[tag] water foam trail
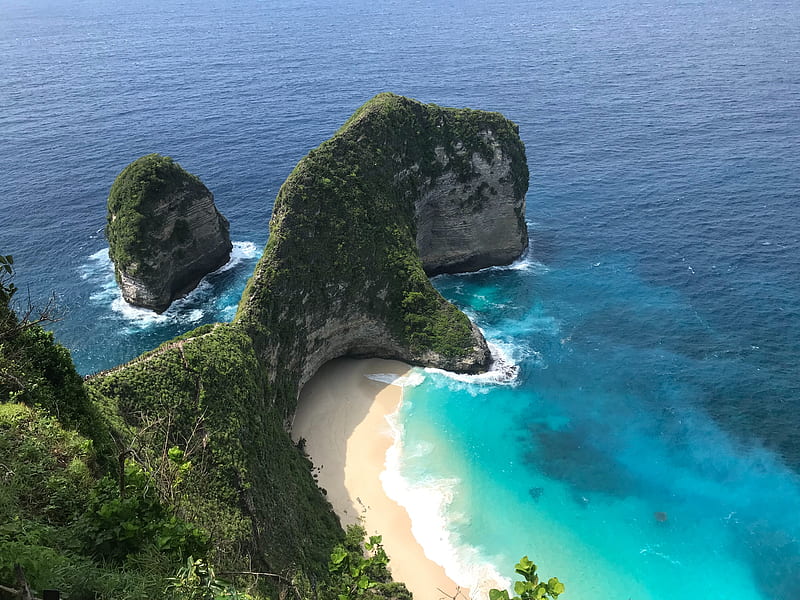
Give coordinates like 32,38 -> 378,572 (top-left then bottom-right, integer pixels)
80,241 -> 259,328
424,341 -> 520,387
211,241 -> 260,273
381,402 -> 511,599
433,231 -> 549,278
365,372 -> 426,387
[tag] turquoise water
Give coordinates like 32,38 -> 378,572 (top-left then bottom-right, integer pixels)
3,0 -> 799,597
394,251 -> 800,599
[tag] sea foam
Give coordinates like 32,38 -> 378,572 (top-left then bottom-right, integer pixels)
424,341 -> 520,388
211,241 -> 260,274
381,404 -> 511,599
365,372 -> 426,387
80,241 -> 259,329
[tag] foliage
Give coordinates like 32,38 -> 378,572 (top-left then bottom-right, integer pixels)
322,525 -> 411,600
489,556 -> 565,600
166,556 -> 252,600
86,323 -> 342,580
0,259 -> 114,465
79,460 -> 210,563
0,405 -> 178,600
0,528 -> 173,600
106,154 -> 208,272
0,403 -> 96,526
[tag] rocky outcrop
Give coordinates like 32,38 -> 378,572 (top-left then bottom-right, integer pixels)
88,94 -> 530,577
106,154 -> 232,313
237,93 -> 528,408
416,131 -> 528,274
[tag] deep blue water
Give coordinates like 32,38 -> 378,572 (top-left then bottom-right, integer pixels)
2,0 -> 799,597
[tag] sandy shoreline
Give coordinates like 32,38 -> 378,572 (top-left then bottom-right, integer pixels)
292,358 -> 468,600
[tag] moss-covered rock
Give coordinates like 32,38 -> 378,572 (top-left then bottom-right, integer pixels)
106,154 -> 232,312
237,93 -> 528,396
85,93 -> 529,588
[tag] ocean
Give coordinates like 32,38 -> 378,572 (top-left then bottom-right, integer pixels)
2,0 -> 798,597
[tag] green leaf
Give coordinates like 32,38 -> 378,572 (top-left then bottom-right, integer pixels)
168,446 -> 185,462
330,546 -> 348,567
548,578 -> 565,596
489,589 -> 510,600
515,556 -> 535,579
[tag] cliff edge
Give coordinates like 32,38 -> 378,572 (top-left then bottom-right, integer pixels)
106,154 -> 233,312
237,92 -> 528,395
87,94 -> 529,580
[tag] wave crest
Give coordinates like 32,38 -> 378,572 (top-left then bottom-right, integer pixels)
381,409 -> 511,599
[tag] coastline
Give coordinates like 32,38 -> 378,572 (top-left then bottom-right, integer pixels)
292,357 -> 468,600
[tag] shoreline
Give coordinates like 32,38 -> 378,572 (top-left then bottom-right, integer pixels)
292,357 -> 468,600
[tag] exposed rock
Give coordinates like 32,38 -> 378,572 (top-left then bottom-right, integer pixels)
106,154 -> 232,312
237,93 -> 528,406
416,130 -> 528,275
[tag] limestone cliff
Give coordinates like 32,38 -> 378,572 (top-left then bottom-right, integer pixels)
416,129 -> 528,275
88,94 -> 529,579
237,93 -> 528,398
106,154 -> 232,312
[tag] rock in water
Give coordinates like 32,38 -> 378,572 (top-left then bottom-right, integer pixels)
106,154 -> 232,312
238,93 -> 529,386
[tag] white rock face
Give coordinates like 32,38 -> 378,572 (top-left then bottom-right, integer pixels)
416,129 -> 528,274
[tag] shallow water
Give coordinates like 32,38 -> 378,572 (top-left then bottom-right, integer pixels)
394,252 -> 800,598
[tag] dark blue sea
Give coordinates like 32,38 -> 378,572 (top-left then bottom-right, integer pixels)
2,0 -> 799,597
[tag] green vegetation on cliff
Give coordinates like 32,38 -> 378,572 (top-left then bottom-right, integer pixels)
1,264 -> 208,598
2,94 -> 532,599
239,93 -> 525,354
106,154 -> 206,274
87,323 -> 342,577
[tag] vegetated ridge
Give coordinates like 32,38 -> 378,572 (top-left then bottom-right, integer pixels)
1,93 -> 529,599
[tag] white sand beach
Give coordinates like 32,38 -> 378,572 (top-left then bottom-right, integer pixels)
292,357 -> 468,600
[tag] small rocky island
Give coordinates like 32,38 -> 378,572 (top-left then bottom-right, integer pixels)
106,154 -> 232,312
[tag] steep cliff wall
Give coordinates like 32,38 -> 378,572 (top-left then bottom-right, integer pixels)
106,154 -> 232,312
89,93 -> 529,579
416,129 -> 528,274
237,92 -> 528,400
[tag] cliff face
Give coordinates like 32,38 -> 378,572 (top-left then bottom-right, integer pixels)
416,130 -> 528,274
237,93 -> 528,401
106,154 -> 232,313
89,94 -> 529,578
